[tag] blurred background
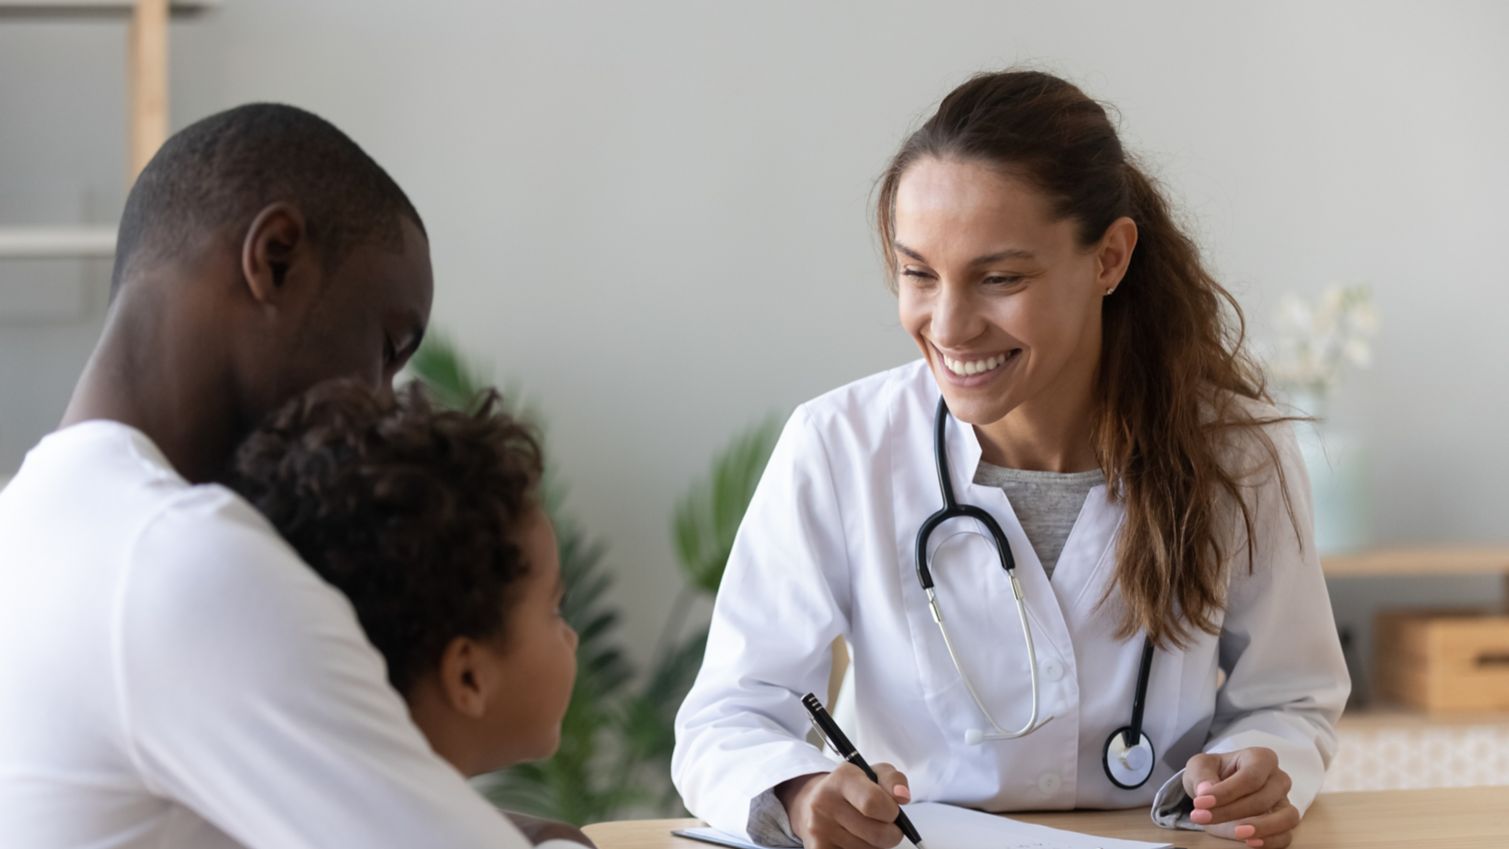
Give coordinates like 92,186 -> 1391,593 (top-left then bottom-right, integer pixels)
3,0 -> 1507,820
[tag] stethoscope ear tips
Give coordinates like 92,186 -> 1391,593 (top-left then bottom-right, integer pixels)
964,728 -> 985,746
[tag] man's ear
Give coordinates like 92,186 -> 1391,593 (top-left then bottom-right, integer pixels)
241,202 -> 313,305
437,637 -> 491,719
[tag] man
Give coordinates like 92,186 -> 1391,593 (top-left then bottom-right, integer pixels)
0,103 -> 588,849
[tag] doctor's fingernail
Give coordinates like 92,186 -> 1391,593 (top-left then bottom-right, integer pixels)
1188,809 -> 1212,824
1196,781 -> 1214,796
1193,794 -> 1217,809
1234,825 -> 1256,839
894,785 -> 911,800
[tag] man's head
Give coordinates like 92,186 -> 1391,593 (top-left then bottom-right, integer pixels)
112,103 -> 433,435
229,380 -> 579,777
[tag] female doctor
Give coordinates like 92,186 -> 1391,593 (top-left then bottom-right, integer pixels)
671,70 -> 1349,849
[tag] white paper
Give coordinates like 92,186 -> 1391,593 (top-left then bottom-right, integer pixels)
903,802 -> 1171,849
674,803 -> 1170,849
672,827 -> 767,849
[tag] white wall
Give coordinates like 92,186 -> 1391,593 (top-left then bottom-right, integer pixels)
3,1 -> 1507,678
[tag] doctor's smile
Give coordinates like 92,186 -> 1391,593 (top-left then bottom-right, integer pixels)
931,345 -> 1022,386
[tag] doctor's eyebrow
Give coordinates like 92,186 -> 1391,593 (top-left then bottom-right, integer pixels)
892,241 -> 1037,266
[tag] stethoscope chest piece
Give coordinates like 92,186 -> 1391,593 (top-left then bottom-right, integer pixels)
1102,726 -> 1156,790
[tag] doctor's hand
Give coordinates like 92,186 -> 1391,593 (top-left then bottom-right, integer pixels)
776,763 -> 911,849
1182,747 -> 1298,848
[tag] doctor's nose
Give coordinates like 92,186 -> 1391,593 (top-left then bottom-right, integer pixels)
929,286 -> 986,348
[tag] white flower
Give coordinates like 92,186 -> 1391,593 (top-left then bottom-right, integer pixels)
1279,294 -> 1312,331
1352,301 -> 1380,335
1320,287 -> 1347,319
1268,284 -> 1379,398
1343,338 -> 1372,368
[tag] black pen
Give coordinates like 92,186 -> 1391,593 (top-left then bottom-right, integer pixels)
801,692 -> 927,849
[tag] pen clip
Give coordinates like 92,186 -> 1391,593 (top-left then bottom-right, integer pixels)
806,714 -> 839,756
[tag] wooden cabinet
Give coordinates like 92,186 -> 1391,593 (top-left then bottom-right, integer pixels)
1325,547 -> 1509,790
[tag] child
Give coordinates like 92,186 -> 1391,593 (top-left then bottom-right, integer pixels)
229,379 -> 578,778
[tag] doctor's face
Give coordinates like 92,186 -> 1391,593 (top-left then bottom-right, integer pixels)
893,156 -> 1111,429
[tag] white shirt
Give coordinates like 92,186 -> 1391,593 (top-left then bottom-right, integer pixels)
672,361 -> 1350,839
0,421 -> 570,849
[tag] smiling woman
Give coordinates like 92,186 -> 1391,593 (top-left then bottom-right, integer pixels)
873,74 -> 1294,659
889,159 -> 1132,472
673,69 -> 1349,849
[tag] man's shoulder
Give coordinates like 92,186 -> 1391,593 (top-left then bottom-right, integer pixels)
130,483 -> 315,597
1,424 -> 294,584
139,483 -> 282,547
121,482 -> 368,682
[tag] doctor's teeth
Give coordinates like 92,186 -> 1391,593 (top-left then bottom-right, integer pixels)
944,353 -> 1007,376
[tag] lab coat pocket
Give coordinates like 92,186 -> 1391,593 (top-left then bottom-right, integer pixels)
899,531 -> 1037,743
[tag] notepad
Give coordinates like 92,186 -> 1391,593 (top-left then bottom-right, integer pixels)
673,801 -> 1172,849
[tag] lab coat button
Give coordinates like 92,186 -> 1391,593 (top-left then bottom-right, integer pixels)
1037,773 -> 1061,794
1042,658 -> 1064,681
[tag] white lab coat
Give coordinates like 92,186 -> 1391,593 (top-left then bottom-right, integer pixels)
672,360 -> 1350,839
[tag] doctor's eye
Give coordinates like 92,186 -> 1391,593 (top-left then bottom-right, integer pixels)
983,275 -> 1025,287
900,268 -> 937,285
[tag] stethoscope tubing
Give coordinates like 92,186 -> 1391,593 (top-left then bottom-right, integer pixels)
916,396 -> 1157,787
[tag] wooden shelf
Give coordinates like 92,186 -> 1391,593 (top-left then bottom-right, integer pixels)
0,1 -> 215,11
1322,546 -> 1509,577
6,0 -> 214,252
0,226 -> 116,258
1339,701 -> 1509,730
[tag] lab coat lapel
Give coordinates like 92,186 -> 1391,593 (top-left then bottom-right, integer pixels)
1047,483 -> 1125,618
946,414 -> 1076,664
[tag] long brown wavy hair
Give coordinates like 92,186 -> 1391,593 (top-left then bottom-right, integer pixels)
876,70 -> 1296,649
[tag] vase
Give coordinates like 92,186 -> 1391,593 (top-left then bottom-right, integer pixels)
1287,389 -> 1372,555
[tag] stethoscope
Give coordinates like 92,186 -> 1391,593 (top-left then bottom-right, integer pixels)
914,396 -> 1158,790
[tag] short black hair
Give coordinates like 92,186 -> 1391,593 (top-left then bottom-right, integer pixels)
228,379 -> 544,696
111,102 -> 425,295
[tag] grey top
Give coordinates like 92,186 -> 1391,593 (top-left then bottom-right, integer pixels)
747,786 -> 801,846
973,462 -> 1105,580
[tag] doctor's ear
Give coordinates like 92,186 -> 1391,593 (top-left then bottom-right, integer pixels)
241,202 -> 315,305
1094,216 -> 1138,296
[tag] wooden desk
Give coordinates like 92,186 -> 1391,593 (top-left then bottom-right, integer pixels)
584,787 -> 1509,849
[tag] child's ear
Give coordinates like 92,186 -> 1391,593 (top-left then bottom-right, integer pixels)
437,637 -> 492,719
